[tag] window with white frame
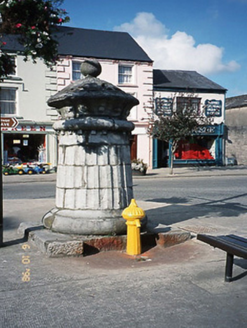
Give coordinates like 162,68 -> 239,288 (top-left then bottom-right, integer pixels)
72,61 -> 82,81
0,88 -> 17,115
118,65 -> 133,84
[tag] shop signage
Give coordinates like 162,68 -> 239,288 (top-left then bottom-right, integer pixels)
155,97 -> 173,116
196,126 -> 217,134
1,117 -> 19,128
205,99 -> 222,117
193,125 -> 222,135
1,124 -> 53,133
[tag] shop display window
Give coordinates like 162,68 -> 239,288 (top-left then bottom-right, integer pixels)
3,133 -> 46,164
175,138 -> 214,160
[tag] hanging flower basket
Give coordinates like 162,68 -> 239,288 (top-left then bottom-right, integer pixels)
131,159 -> 148,176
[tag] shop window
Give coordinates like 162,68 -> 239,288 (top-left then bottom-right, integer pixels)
118,65 -> 133,84
0,87 -> 17,115
4,133 -> 46,164
174,138 -> 214,160
176,97 -> 201,115
72,61 -> 82,81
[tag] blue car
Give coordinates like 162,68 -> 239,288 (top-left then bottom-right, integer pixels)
24,165 -> 46,175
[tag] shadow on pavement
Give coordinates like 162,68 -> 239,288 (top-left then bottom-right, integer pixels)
145,192 -> 247,227
230,271 -> 247,282
1,225 -> 43,247
232,258 -> 247,281
1,236 -> 28,247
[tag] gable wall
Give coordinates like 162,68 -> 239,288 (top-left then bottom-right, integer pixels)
225,107 -> 247,165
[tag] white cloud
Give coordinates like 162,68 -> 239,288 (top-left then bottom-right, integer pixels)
114,12 -> 240,75
116,12 -> 167,38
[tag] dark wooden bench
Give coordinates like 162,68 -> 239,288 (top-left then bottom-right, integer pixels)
197,234 -> 247,282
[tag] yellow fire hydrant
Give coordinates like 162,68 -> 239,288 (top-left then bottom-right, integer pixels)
122,199 -> 145,256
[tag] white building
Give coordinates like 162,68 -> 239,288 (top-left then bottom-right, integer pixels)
0,26 -> 153,168
153,69 -> 227,167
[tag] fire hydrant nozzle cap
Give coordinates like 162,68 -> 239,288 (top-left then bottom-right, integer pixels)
122,199 -> 145,221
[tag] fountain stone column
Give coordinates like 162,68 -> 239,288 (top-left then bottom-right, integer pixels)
43,60 -> 138,235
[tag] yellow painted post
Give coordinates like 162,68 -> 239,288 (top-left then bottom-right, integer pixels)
122,199 -> 145,256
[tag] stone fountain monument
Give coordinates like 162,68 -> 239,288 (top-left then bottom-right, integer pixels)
43,59 -> 138,236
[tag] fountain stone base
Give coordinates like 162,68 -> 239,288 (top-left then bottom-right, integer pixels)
43,208 -> 126,235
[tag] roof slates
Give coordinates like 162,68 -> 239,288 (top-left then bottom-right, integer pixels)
153,69 -> 226,92
3,26 -> 153,63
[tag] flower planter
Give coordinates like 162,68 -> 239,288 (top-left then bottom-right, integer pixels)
131,159 -> 148,176
132,169 -> 147,176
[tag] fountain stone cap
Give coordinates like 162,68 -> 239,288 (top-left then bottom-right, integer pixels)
48,59 -> 139,121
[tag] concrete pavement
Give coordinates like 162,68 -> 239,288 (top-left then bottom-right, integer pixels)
1,165 -> 247,327
2,163 -> 247,184
141,164 -> 247,179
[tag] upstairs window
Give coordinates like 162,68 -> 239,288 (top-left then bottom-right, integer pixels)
72,61 -> 82,81
0,88 -> 17,115
118,65 -> 133,84
176,97 -> 201,115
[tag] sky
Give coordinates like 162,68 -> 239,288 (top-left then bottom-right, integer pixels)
62,0 -> 247,97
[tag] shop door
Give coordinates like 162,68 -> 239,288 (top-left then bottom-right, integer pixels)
130,134 -> 137,160
158,140 -> 169,167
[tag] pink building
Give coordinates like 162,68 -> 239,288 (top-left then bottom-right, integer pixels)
1,27 -> 153,168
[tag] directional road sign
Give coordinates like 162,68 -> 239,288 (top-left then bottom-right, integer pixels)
1,117 -> 19,128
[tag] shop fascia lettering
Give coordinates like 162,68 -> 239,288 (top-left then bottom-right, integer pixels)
1,125 -> 49,132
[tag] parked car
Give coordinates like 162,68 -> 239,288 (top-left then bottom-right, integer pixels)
23,165 -> 46,175
2,165 -> 24,175
3,162 -> 50,175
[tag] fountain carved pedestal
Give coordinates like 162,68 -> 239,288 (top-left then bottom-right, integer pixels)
43,60 -> 138,235
20,60 -> 190,257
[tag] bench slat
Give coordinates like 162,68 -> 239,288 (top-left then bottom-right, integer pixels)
221,234 -> 247,247
218,235 -> 247,250
197,234 -> 247,259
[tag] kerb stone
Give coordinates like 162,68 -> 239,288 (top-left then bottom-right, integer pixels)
156,230 -> 191,248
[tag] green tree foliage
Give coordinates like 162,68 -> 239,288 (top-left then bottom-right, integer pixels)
0,51 -> 14,77
0,0 -> 70,78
